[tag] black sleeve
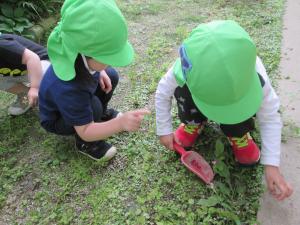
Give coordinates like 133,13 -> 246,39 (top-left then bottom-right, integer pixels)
0,34 -> 25,66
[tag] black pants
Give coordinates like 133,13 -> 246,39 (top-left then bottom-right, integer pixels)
47,67 -> 119,137
174,85 -> 255,137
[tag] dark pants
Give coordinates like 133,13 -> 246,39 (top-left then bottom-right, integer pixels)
50,67 -> 119,137
174,85 -> 255,137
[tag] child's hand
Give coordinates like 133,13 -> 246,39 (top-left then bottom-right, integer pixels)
99,70 -> 112,93
265,165 -> 293,201
27,87 -> 39,107
160,132 -> 183,150
119,109 -> 150,132
159,134 -> 174,150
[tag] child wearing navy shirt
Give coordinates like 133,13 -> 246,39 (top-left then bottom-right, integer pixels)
39,0 -> 149,161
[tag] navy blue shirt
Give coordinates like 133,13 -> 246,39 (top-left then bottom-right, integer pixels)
39,56 -> 100,131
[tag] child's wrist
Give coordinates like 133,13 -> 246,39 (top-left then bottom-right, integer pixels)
114,114 -> 125,132
264,165 -> 280,174
264,165 -> 279,169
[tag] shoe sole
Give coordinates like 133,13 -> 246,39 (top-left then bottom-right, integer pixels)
237,159 -> 260,167
22,82 -> 31,88
78,146 -> 117,161
236,151 -> 261,167
8,105 -> 31,116
116,112 -> 123,118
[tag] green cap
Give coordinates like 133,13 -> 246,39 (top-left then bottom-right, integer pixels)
173,20 -> 263,124
47,0 -> 134,81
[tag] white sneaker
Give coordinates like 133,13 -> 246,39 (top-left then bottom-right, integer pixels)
8,93 -> 31,116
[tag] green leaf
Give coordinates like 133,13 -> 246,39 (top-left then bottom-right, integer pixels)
1,17 -> 15,27
208,208 -> 241,225
14,7 -> 24,18
0,23 -> 13,33
0,15 -> 7,21
14,18 -> 33,29
213,160 -> 230,178
198,195 -> 222,207
215,181 -> 231,197
22,21 -> 33,29
1,4 -> 14,18
215,138 -> 224,158
188,199 -> 194,205
13,25 -> 24,33
14,17 -> 29,23
22,34 -> 35,41
135,208 -> 142,215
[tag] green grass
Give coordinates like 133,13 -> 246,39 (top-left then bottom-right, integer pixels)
0,0 -> 285,224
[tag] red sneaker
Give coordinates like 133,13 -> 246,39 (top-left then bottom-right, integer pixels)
227,133 -> 260,165
174,123 -> 204,147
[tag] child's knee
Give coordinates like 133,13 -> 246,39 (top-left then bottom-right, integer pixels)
91,96 -> 104,121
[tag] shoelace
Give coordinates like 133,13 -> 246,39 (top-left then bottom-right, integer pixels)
230,133 -> 250,148
184,124 -> 200,135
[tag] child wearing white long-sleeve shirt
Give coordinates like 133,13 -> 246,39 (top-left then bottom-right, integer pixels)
155,20 -> 293,201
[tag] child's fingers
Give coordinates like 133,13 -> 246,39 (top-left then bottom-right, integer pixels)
106,80 -> 112,90
159,135 -> 174,150
173,133 -> 182,146
167,141 -> 174,150
121,110 -> 150,132
267,180 -> 276,195
286,183 -> 294,198
28,95 -> 37,107
100,79 -> 105,90
132,108 -> 151,116
103,78 -> 112,93
277,180 -> 293,201
278,182 -> 287,200
127,115 -> 144,131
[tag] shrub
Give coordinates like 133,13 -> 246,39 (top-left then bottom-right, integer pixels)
0,0 -> 63,35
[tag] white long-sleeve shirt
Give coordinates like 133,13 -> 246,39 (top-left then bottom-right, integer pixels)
155,57 -> 282,166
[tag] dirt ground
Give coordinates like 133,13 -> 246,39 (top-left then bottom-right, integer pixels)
0,0 -> 288,224
257,0 -> 300,224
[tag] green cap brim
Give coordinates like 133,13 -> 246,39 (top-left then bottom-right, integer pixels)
94,41 -> 134,67
191,70 -> 263,124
